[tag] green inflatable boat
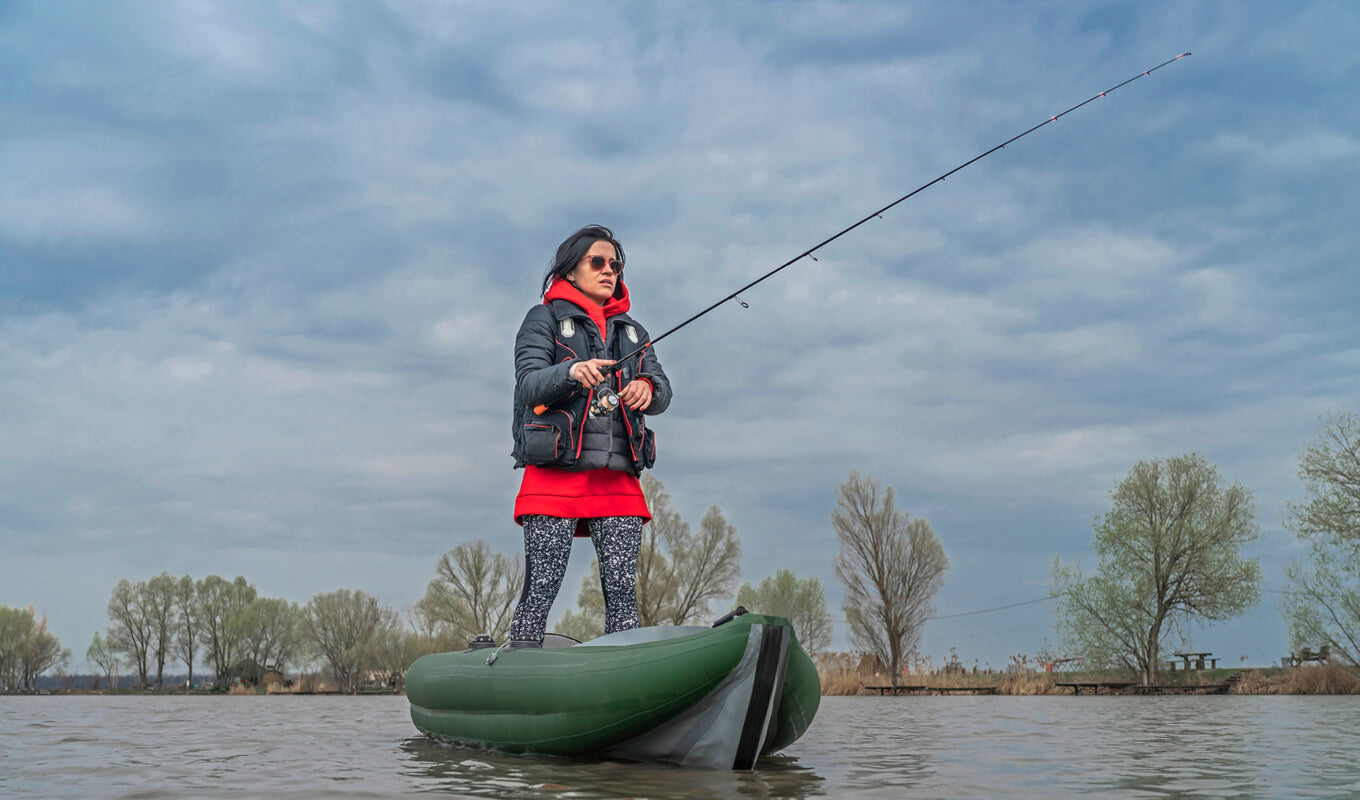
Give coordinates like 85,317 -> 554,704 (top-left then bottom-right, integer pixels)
406,611 -> 820,770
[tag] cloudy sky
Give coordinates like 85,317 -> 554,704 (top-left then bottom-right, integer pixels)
3,1 -> 1357,671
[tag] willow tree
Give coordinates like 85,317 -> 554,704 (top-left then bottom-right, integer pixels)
831,471 -> 948,686
232,597 -> 305,678
415,540 -> 522,645
0,606 -> 31,691
195,575 -> 258,686
663,505 -> 743,625
1281,411 -> 1360,664
1,606 -> 69,692
303,588 -> 395,693
173,575 -> 200,688
86,631 -> 120,689
144,572 -> 178,688
555,475 -> 742,641
106,578 -> 154,689
1052,453 -> 1261,685
735,569 -> 833,654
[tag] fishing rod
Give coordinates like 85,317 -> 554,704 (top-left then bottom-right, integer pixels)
551,53 -> 1191,417
603,52 -> 1191,373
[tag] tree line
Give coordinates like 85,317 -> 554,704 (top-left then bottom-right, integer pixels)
8,410 -> 1357,691
408,475 -> 840,653
85,574 -> 418,693
539,471 -> 944,681
0,472 -> 951,691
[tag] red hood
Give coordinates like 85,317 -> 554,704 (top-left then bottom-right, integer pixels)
544,277 -> 631,337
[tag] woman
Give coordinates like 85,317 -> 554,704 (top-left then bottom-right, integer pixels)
508,224 -> 672,647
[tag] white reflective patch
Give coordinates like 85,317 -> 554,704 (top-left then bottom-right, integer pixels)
625,324 -> 638,344
560,318 -> 575,338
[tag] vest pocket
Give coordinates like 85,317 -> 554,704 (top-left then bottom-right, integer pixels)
521,417 -> 570,464
639,427 -> 656,469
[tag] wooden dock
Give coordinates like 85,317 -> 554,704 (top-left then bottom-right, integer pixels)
860,684 -> 997,696
1056,681 -> 1135,695
1057,681 -> 1230,695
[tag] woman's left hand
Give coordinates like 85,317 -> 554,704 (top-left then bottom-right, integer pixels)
618,379 -> 653,411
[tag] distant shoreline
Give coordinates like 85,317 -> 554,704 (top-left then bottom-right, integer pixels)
10,664 -> 1358,698
2,687 -> 405,697
819,663 -> 1360,696
13,658 -> 1360,696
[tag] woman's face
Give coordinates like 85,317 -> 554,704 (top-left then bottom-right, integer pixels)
566,240 -> 622,306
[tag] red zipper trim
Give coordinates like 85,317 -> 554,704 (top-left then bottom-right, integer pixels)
617,370 -> 638,461
574,399 -> 587,459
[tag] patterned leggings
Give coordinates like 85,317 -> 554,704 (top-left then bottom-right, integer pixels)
508,515 -> 643,643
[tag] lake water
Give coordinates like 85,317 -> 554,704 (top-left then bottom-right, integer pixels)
2,694 -> 1358,799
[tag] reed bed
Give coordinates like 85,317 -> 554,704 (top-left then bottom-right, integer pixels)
993,672 -> 1060,695
815,665 -> 1066,695
816,661 -> 1360,696
1230,664 -> 1360,695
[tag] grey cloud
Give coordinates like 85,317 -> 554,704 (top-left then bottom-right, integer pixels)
2,1 -> 1357,669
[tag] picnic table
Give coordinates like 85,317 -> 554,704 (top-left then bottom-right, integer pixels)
1169,652 -> 1218,671
1289,645 -> 1331,666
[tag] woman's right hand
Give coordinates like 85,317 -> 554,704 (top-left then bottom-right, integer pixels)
570,358 -> 615,388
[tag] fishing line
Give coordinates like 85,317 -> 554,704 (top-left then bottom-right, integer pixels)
607,52 -> 1192,372
928,595 -> 1058,620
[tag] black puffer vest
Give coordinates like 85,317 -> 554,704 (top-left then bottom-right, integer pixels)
511,300 -> 671,473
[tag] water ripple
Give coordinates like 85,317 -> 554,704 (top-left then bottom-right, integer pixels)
1,694 -> 1358,798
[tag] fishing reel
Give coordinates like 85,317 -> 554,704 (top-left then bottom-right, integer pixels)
586,363 -> 630,417
589,384 -> 621,417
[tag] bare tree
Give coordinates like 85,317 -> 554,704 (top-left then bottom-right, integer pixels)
662,505 -> 742,625
831,471 -> 948,686
106,578 -> 153,689
415,541 -> 522,644
303,589 -> 394,693
736,569 -> 833,654
1051,453 -> 1261,685
1281,411 -> 1360,664
635,473 -> 687,626
556,475 -> 743,639
87,631 -> 121,690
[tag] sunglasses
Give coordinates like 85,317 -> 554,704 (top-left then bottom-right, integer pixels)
584,254 -> 624,275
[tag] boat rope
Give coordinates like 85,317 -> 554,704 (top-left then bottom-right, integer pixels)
603,52 -> 1192,373
485,641 -> 511,666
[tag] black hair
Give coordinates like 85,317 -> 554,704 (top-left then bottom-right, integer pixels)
541,224 -> 625,296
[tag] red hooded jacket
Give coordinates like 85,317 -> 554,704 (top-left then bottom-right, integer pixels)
512,278 -> 652,533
